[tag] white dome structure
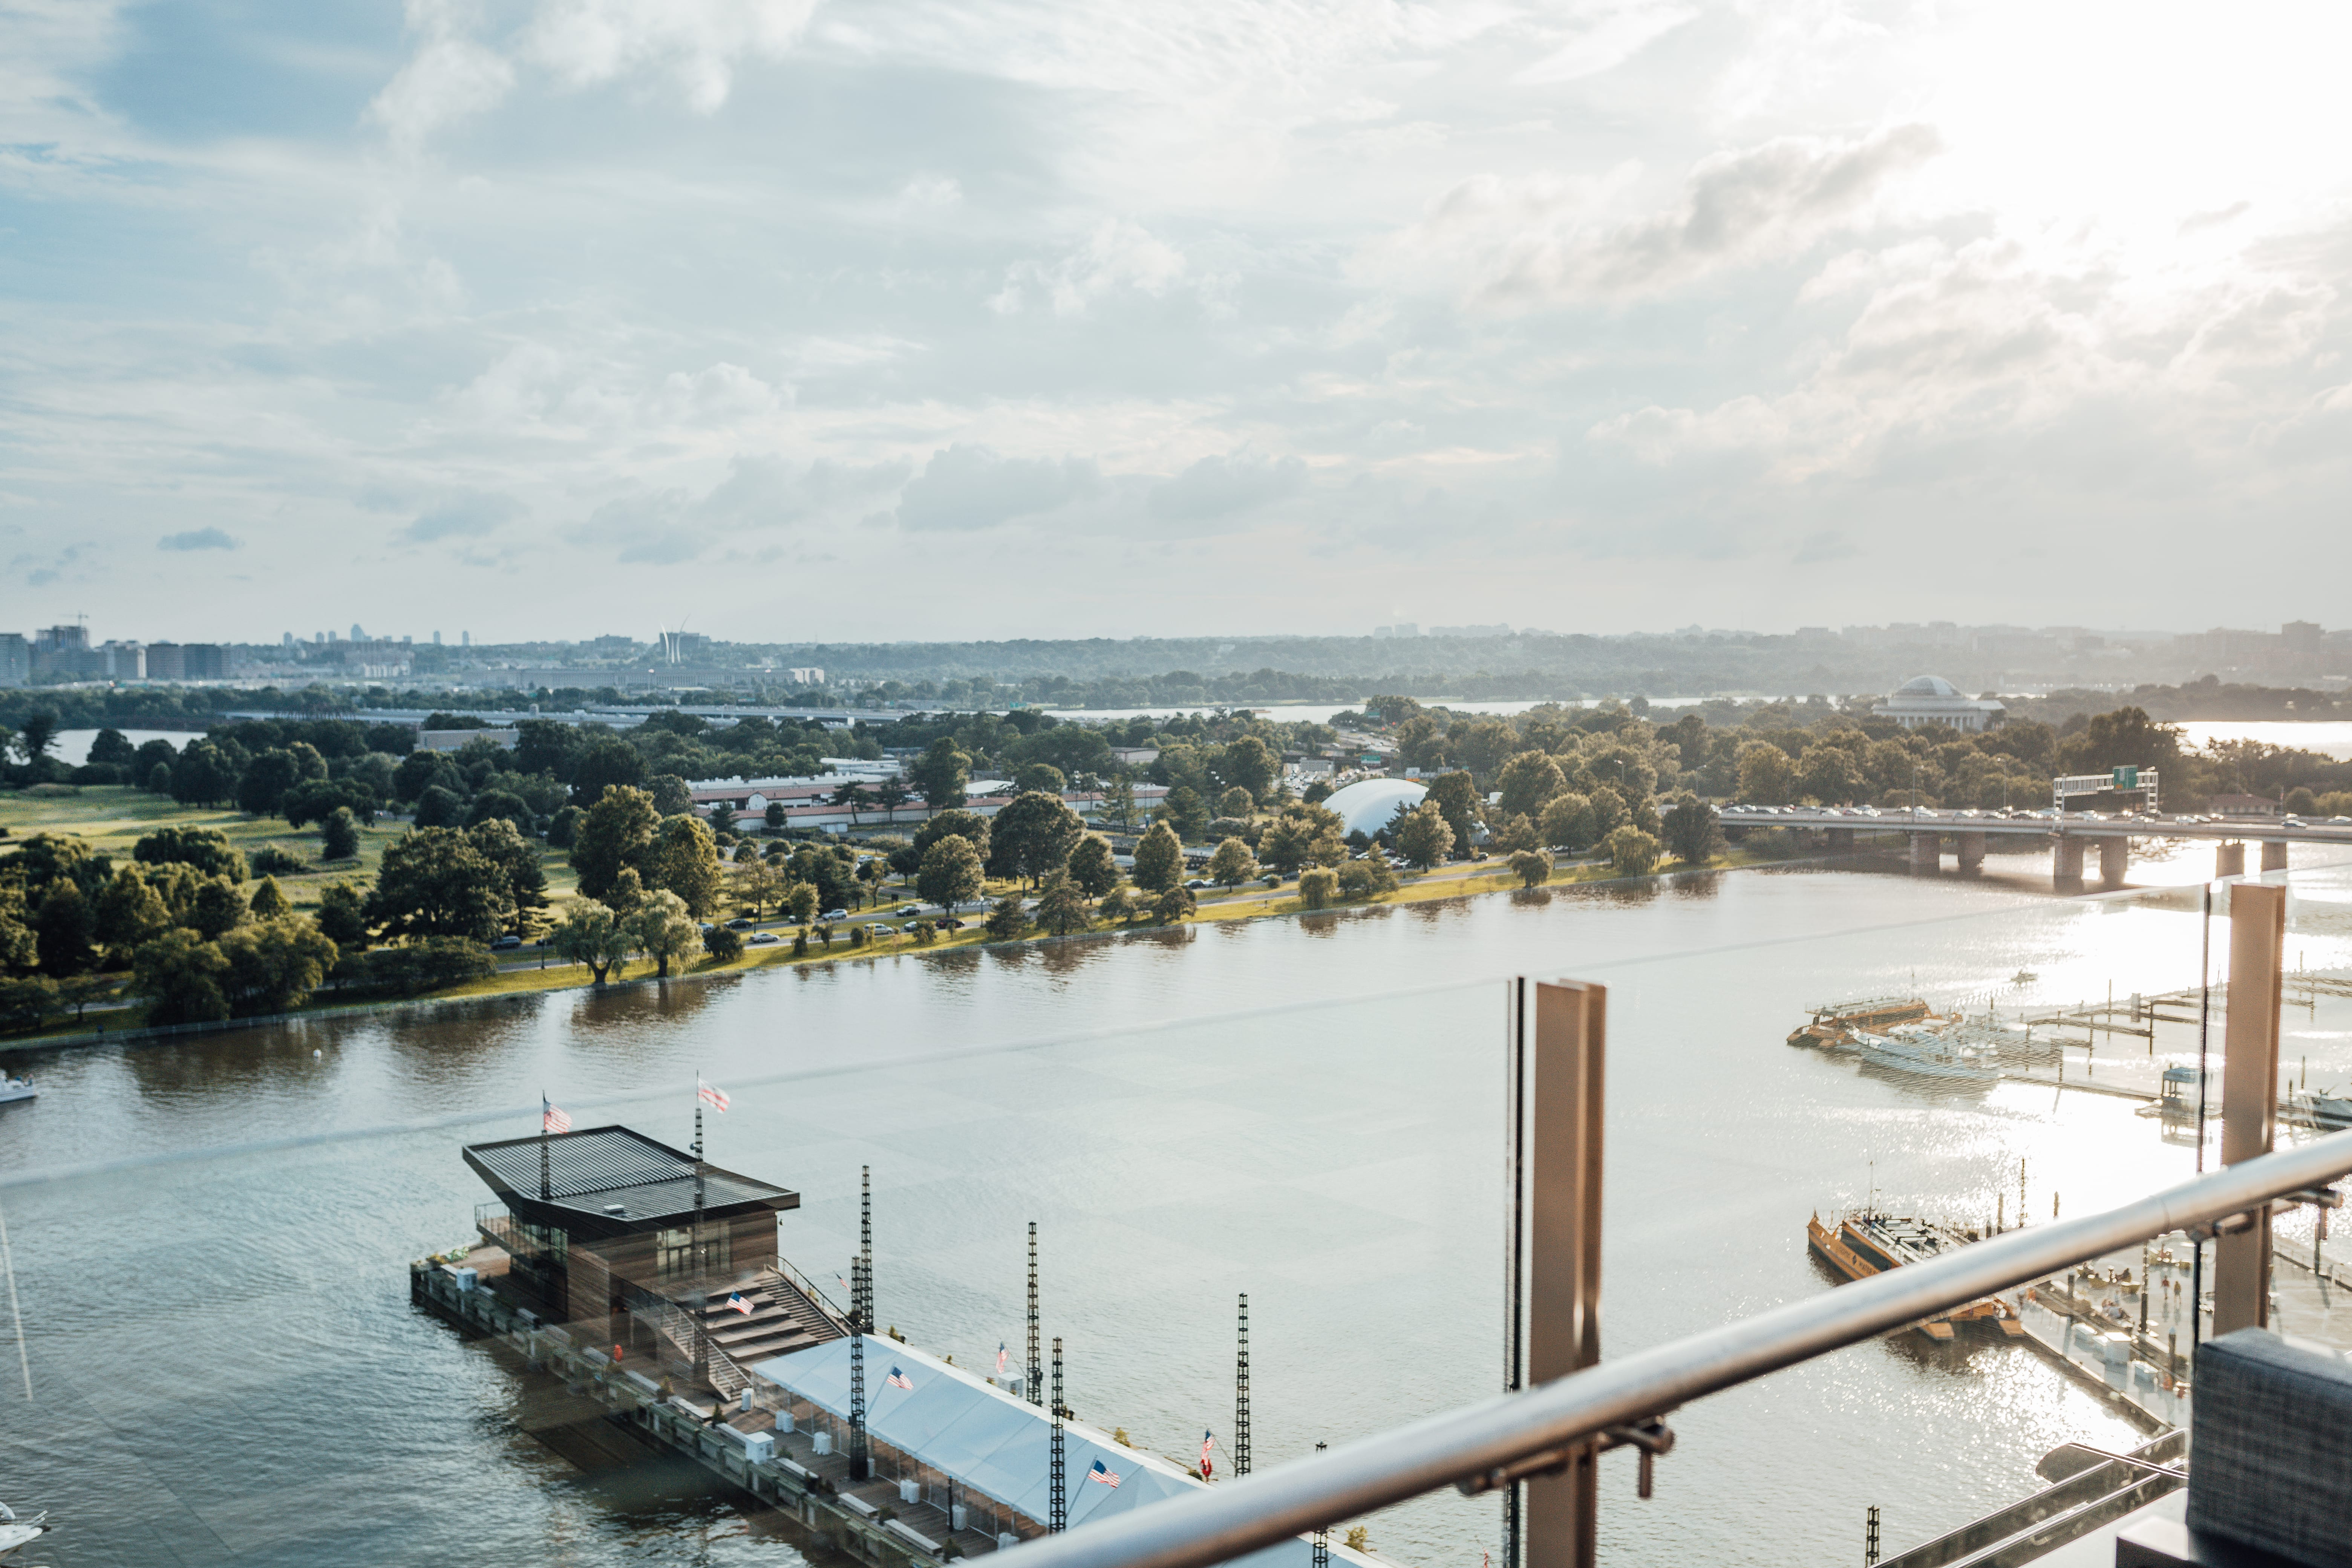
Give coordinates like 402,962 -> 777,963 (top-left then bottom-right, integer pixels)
1872,675 -> 2006,732
1322,778 -> 1429,838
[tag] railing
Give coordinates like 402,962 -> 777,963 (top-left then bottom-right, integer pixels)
995,1130 -> 2352,1568
770,1251 -> 855,1329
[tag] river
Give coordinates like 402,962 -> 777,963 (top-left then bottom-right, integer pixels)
5,856 -> 2352,1567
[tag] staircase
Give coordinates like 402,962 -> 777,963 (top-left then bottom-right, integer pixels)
689,1271 -> 847,1366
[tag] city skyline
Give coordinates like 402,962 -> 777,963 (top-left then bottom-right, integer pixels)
6,2 -> 2351,638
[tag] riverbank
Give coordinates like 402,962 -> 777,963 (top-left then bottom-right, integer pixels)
0,836 -> 1822,1052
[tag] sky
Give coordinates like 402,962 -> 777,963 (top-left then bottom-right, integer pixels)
5,0 -> 2352,645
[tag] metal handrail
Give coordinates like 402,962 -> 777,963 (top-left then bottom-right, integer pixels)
997,1130 -> 2352,1568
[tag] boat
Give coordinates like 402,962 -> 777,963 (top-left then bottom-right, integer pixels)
2302,1090 -> 2352,1129
1787,997 -> 1932,1049
1807,1210 -> 2022,1340
0,1075 -> 34,1106
0,1500 -> 48,1560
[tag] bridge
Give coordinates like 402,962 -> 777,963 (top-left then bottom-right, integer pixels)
1716,805 -> 2352,890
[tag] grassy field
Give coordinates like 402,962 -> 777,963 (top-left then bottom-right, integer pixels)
1,785 -> 1795,1041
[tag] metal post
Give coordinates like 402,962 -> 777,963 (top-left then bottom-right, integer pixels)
1051,1338 -> 1068,1533
692,1089 -> 708,1383
2214,883 -> 2285,1335
1235,1294 -> 1252,1477
1866,1505 -> 1881,1566
1526,980 -> 1605,1568
1504,980 -> 1529,1568
1028,1222 -> 1043,1408
849,1257 -> 868,1479
1312,1444 -> 1329,1568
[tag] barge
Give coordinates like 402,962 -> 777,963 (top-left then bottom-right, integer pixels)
1807,1210 -> 2023,1341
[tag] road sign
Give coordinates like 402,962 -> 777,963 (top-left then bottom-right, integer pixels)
2112,766 -> 2139,789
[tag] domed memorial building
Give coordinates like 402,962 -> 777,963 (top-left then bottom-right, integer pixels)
1320,778 -> 1429,838
1871,675 -> 2007,732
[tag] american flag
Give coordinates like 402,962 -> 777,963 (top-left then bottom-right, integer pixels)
1089,1459 -> 1121,1488
887,1367 -> 913,1390
1200,1430 -> 1215,1479
542,1098 -> 571,1134
996,1342 -> 1009,1376
698,1078 -> 730,1112
727,1292 -> 753,1315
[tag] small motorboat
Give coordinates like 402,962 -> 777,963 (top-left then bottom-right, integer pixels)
0,1499 -> 49,1560
0,1075 -> 34,1106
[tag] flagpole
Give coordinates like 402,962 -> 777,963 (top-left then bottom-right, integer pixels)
692,1072 -> 708,1388
539,1092 -> 551,1201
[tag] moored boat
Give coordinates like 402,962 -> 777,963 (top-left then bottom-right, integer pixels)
1787,997 -> 1932,1049
1807,1209 -> 2022,1341
0,1075 -> 35,1106
0,1499 -> 49,1560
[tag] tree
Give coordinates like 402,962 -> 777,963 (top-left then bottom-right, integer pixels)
570,785 -> 660,902
469,819 -> 550,933
415,784 -> 466,828
643,773 -> 692,817
786,883 -> 818,925
1207,836 -> 1259,890
1735,742 -> 1795,806
1163,785 -> 1209,842
829,780 -> 870,825
629,890 -> 702,978
1215,737 -> 1280,802
132,928 -> 231,1024
704,924 -> 744,962
1152,886 -> 1196,925
17,712 -> 59,762
1217,785 -> 1256,818
1298,867 -> 1340,908
34,882 -> 98,976
1424,772 -> 1481,853
910,738 -> 971,810
468,789 -> 533,831
1493,813 -> 1540,854
1606,825 -> 1661,876
237,749 -> 304,817
321,806 -> 361,861
986,791 -> 1085,887
2060,706 -> 2182,776
550,899 -> 633,983
1258,804 -> 1346,875
1067,835 -> 1120,899
1395,803 -> 1454,870
733,858 -> 785,918
249,876 -> 291,919
0,976 -> 59,1033
1797,744 -> 1866,806
170,740 -> 235,807
764,801 -> 786,831
916,836 -> 986,912
1510,849 -> 1553,888
1131,822 -> 1183,893
984,894 -> 1028,940
392,749 -> 463,805
1034,871 -> 1089,936
317,882 -> 370,948
1103,776 -> 1138,833
136,825 -> 246,882
1661,793 -> 1724,866
913,807 -> 991,858
188,877 -> 250,941
650,813 -> 724,916
348,938 -> 495,996
368,828 -> 513,943
1098,887 -> 1135,925
1014,763 -> 1068,797
218,917 -> 338,1015
147,761 -> 174,793
134,737 -> 178,785
87,727 -> 138,769
94,867 -> 170,959
1496,751 -> 1566,823
569,735 -> 646,806
1338,858 -> 1401,898
284,778 -> 378,829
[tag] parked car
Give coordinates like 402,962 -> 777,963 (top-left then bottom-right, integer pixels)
896,904 -> 921,915
726,917 -> 754,930
1184,878 -> 1211,890
821,908 -> 848,920
491,934 -> 522,951
748,931 -> 780,945
938,917 -> 965,931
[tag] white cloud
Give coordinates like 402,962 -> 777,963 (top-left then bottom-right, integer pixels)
366,1 -> 516,152
522,0 -> 819,113
991,219 -> 1187,317
894,445 -> 1099,530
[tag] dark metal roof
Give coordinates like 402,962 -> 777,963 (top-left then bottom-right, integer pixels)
463,1125 -> 799,1233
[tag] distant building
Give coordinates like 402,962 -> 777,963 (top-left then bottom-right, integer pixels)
146,643 -> 228,680
0,634 -> 28,684
2283,620 -> 2323,653
1872,675 -> 2007,732
1371,623 -> 1419,639
784,667 -> 824,685
1429,623 -> 1512,638
2208,794 -> 2283,818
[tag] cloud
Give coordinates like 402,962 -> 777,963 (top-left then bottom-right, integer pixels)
366,1 -> 516,152
1514,0 -> 1699,84
1377,124 -> 1942,304
991,220 -> 1185,317
1147,452 -> 1308,525
1791,529 -> 1859,564
573,455 -> 913,565
406,493 -> 525,542
522,0 -> 818,113
158,527 -> 241,551
894,445 -> 1099,531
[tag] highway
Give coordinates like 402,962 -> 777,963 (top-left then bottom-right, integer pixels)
1716,805 -> 2352,845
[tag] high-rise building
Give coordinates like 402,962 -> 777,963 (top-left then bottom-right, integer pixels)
0,633 -> 29,684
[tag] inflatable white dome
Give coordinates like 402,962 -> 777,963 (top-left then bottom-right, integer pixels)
1321,778 -> 1429,838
